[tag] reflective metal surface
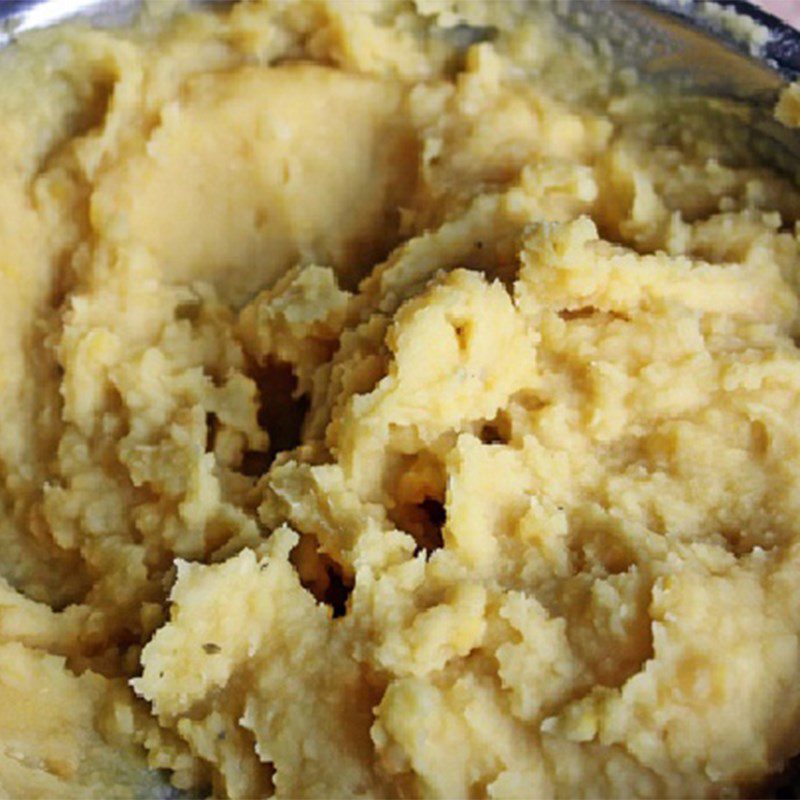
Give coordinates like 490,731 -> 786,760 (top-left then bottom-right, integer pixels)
4,0 -> 799,177
557,1 -> 800,181
0,0 -> 141,43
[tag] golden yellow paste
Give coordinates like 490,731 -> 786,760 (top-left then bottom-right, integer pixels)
2,1 -> 800,797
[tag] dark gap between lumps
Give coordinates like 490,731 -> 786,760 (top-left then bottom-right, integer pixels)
321,560 -> 352,619
479,422 -> 506,445
238,359 -> 310,477
413,497 -> 446,557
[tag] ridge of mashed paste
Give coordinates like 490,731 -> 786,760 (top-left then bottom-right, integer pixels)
1,1 -> 800,797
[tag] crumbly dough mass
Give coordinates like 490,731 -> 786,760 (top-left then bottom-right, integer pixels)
3,1 -> 800,797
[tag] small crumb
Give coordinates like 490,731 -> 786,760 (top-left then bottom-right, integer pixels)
202,642 -> 222,654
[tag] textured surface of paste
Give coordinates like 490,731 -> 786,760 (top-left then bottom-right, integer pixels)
1,1 -> 800,797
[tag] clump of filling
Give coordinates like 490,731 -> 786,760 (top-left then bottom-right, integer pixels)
1,1 -> 800,798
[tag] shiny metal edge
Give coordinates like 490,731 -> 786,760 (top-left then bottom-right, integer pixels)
0,0 -> 142,45
556,0 -> 800,181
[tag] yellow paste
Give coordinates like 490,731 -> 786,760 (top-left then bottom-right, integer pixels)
2,1 -> 800,797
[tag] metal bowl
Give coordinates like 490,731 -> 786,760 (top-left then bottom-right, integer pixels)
556,0 -> 800,183
3,0 -> 800,180
1,1 -> 798,797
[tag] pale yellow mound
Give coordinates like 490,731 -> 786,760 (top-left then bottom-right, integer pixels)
2,1 -> 800,798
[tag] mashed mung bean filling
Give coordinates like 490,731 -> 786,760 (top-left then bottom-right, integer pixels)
2,1 -> 800,797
